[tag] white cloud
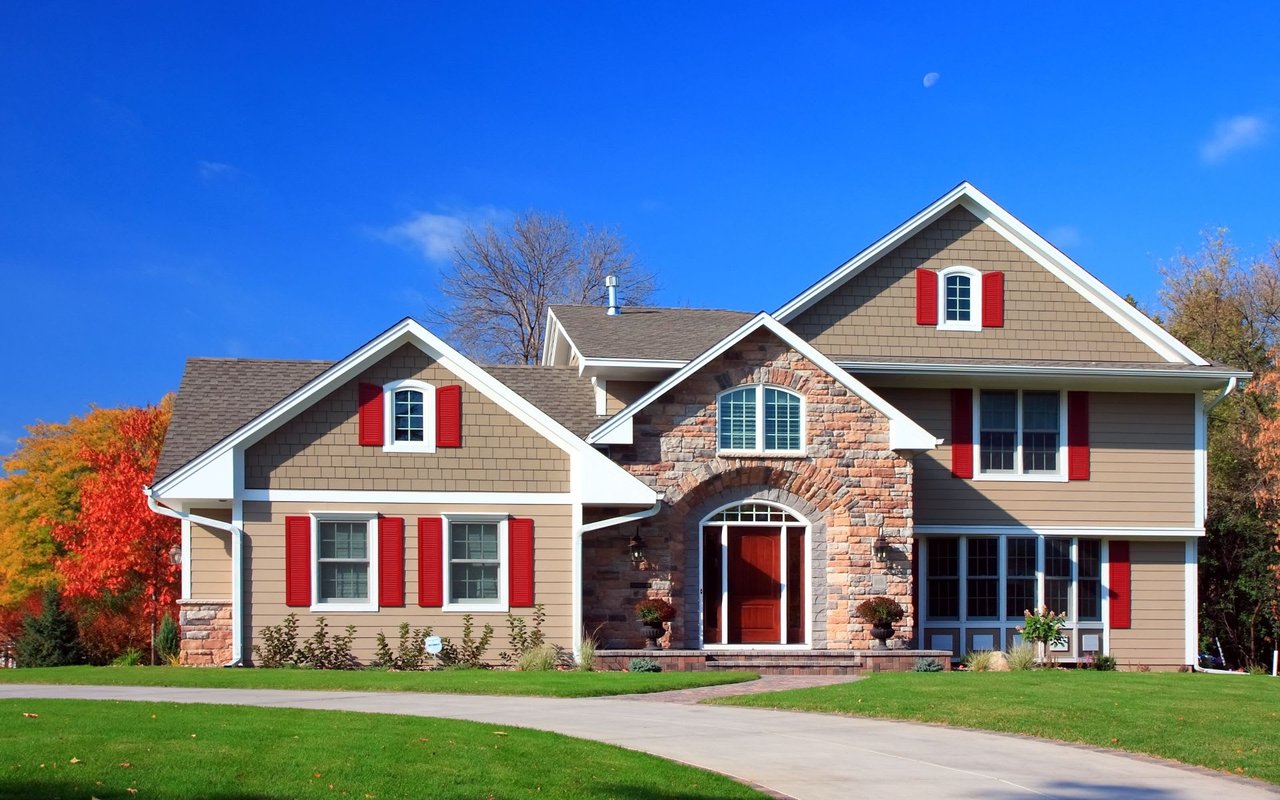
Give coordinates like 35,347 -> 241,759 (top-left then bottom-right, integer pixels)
199,160 -> 241,181
379,207 -> 505,263
1046,225 -> 1084,249
922,72 -> 940,88
1200,115 -> 1269,164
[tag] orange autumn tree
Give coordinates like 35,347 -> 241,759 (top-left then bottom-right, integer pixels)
50,398 -> 179,657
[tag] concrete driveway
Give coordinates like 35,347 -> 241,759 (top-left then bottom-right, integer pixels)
3,684 -> 1275,800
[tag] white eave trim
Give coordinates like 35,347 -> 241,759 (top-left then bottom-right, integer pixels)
586,312 -> 936,451
837,361 -> 1249,383
152,318 -> 658,507
773,181 -> 1210,367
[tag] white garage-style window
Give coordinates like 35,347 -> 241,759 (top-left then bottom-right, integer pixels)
384,379 -> 435,453
717,385 -> 804,454
311,513 -> 379,612
938,266 -> 982,331
443,515 -> 508,612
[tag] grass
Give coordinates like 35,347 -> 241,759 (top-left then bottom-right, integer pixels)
0,665 -> 755,697
715,671 -> 1280,784
0,699 -> 768,799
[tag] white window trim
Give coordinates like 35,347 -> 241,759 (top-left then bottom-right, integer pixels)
937,265 -> 983,332
309,511 -> 380,612
383,379 -> 436,454
441,513 -> 509,613
971,388 -> 1068,482
716,385 -> 806,456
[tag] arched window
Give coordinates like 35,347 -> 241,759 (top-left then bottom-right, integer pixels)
383,379 -> 436,452
938,266 -> 982,331
717,385 -> 804,454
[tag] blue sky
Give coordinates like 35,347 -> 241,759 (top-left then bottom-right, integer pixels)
2,3 -> 1278,456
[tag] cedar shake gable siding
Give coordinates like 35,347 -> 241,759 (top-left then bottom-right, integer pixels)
788,207 -> 1166,363
585,328 -> 914,650
245,345 -> 569,492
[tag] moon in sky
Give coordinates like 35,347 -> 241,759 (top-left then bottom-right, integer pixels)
923,72 -> 940,88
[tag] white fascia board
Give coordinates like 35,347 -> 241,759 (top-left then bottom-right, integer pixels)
580,357 -> 690,370
574,452 -> 660,506
153,317 -> 655,507
587,313 -> 936,452
773,181 -> 1210,367
242,489 -> 574,505
913,525 -> 1205,538
838,361 -> 1248,386
592,415 -> 632,444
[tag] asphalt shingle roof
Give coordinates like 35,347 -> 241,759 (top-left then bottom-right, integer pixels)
550,305 -> 754,361
153,358 -> 602,484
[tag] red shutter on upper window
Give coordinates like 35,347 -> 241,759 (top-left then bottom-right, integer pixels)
436,384 -> 462,448
417,517 -> 444,607
916,269 -> 939,326
982,271 -> 1005,328
378,516 -> 405,607
1109,540 -> 1131,629
1067,391 -> 1090,480
508,518 -> 535,608
950,388 -> 974,479
358,383 -> 384,446
284,516 -> 311,607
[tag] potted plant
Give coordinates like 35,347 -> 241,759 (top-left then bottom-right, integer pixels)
855,596 -> 904,649
634,598 -> 676,650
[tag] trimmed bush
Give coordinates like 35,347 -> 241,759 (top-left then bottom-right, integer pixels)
156,613 -> 180,662
628,657 -> 662,673
912,657 -> 944,672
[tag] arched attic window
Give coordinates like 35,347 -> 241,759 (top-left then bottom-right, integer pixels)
717,386 -> 804,454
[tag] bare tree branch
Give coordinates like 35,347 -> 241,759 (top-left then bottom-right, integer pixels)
427,212 -> 656,364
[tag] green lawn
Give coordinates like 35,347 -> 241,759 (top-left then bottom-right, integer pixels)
1,699 -> 767,799
716,671 -> 1280,784
0,665 -> 755,697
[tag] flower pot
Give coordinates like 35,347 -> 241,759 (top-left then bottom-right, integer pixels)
870,623 -> 894,649
640,620 -> 665,650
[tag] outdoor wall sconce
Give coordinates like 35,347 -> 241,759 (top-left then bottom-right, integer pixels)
168,543 -> 183,566
628,532 -> 646,565
873,535 -> 891,562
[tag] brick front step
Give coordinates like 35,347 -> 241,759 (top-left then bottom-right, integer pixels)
596,648 -> 952,675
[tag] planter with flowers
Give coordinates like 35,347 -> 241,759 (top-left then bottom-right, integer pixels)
855,596 -> 905,649
634,598 -> 676,650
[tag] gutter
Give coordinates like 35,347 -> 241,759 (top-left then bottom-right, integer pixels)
580,501 -> 663,533
144,489 -> 243,667
1204,376 -> 1239,412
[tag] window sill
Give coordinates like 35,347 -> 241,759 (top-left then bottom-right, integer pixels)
310,601 -> 379,613
937,322 -> 982,332
383,443 -> 436,454
442,602 -> 509,614
972,473 -> 1068,483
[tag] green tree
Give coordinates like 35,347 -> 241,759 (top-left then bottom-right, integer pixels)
15,585 -> 85,667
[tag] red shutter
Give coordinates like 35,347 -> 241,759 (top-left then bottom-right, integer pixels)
916,269 -> 939,325
417,517 -> 443,607
436,384 -> 462,448
358,383 -> 384,446
284,516 -> 311,607
379,517 -> 405,607
1067,391 -> 1090,480
950,389 -> 974,479
982,271 -> 1005,328
508,518 -> 535,608
1109,540 -> 1131,629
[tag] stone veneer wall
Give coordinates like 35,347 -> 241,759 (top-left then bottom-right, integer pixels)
178,599 -> 233,666
584,329 -> 914,650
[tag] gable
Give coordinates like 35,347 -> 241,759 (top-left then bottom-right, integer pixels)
788,207 -> 1166,364
245,344 -> 570,492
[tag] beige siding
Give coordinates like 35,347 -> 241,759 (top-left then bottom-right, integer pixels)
241,500 -> 573,663
878,388 -> 1195,527
190,507 -> 232,599
603,380 -> 657,414
245,344 -> 569,492
1110,540 -> 1188,667
789,207 -> 1165,363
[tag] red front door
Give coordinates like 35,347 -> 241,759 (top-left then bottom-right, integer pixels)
727,527 -> 782,643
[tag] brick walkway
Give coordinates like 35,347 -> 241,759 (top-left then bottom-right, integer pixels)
620,673 -> 861,703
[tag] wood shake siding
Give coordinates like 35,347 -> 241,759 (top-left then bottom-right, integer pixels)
241,501 -> 574,662
1110,540 -> 1187,667
190,507 -> 232,599
789,207 -> 1165,363
245,345 -> 569,492
877,388 -> 1195,527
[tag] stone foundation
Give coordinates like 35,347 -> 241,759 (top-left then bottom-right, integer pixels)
594,648 -> 952,675
178,599 -> 233,666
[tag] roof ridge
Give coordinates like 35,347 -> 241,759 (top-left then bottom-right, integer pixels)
188,357 -> 336,365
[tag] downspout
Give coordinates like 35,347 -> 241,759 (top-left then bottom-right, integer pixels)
144,489 -> 244,667
1205,376 -> 1238,412
581,500 -> 662,533
572,500 -> 662,663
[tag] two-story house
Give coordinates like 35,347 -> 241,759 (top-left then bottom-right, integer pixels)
149,183 -> 1244,670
